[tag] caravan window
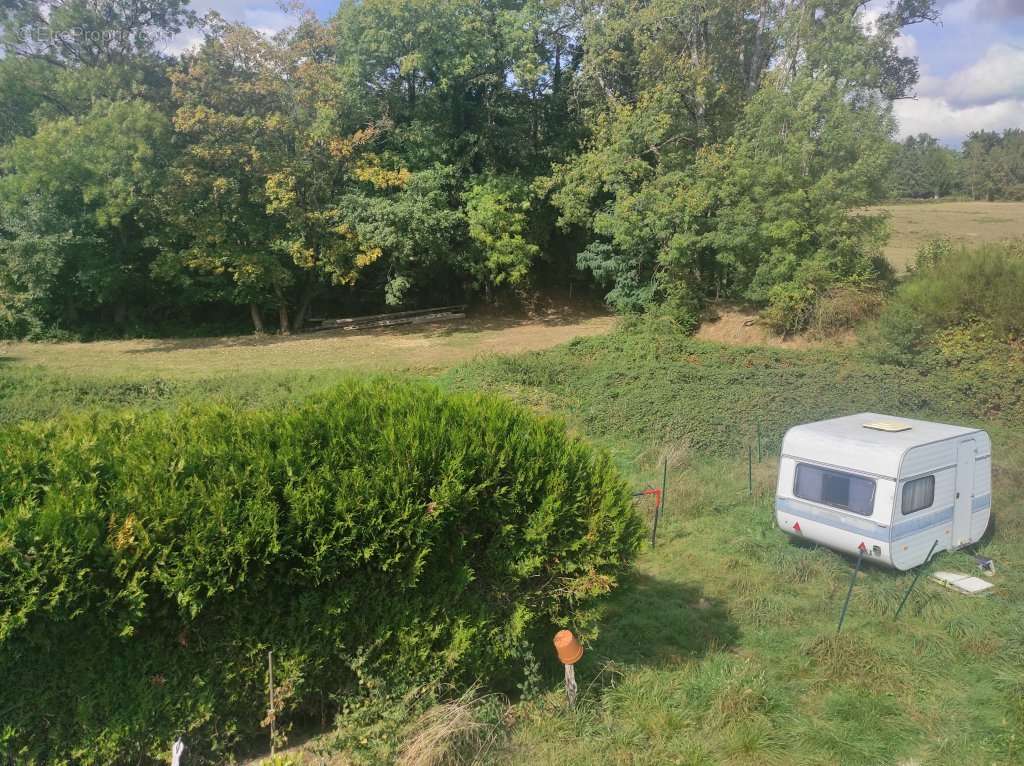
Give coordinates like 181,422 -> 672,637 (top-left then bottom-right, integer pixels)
793,464 -> 876,516
901,475 -> 935,515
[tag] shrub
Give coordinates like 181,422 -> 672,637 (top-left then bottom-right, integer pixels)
805,284 -> 886,338
909,237 -> 955,272
873,240 -> 1024,364
0,379 -> 642,764
762,271 -> 888,338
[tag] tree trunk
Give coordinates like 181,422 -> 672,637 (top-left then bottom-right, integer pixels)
274,285 -> 291,335
746,1 -> 771,95
250,303 -> 265,334
293,281 -> 316,332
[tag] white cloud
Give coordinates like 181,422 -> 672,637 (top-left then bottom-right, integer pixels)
941,43 -> 1024,107
160,1 -> 300,56
161,29 -> 204,56
894,96 -> 1024,143
244,9 -> 295,37
941,0 -> 1024,22
894,40 -> 1024,143
860,6 -> 883,36
859,3 -> 917,56
895,31 -> 918,58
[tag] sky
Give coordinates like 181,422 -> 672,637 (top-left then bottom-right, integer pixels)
880,0 -> 1024,146
167,0 -> 1024,149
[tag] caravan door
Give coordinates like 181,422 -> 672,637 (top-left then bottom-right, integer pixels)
952,438 -> 976,548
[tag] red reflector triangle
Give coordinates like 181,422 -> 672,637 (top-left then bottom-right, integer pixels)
793,522 -> 802,534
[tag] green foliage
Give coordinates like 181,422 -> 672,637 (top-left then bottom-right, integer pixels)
14,0 -> 1023,340
695,77 -> 893,331
963,129 -> 1024,202
911,236 -> 956,271
0,99 -> 171,333
464,176 -> 540,293
873,240 -> 1024,365
550,1 -> 918,327
445,321 -> 1024,457
886,133 -> 962,199
0,379 -> 642,764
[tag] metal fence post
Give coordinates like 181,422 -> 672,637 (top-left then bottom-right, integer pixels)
894,540 -> 940,619
748,446 -> 753,496
837,547 -> 865,633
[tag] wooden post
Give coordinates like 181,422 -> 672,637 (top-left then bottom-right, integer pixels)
553,630 -> 583,708
564,664 -> 578,707
651,459 -> 668,548
171,738 -> 184,766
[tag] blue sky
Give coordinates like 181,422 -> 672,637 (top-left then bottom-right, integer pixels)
879,0 -> 1024,145
173,0 -> 1024,148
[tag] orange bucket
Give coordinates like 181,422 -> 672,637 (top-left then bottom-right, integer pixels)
553,630 -> 583,665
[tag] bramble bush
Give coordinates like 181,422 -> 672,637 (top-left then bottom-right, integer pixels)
873,240 -> 1024,365
0,379 -> 642,764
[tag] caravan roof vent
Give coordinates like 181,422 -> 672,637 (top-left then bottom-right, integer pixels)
862,420 -> 912,432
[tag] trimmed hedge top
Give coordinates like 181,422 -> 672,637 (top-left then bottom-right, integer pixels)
0,378 -> 642,764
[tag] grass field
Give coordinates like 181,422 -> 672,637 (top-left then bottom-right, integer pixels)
0,311 -> 614,423
0,311 -> 614,379
5,315 -> 1021,765
873,200 -> 1024,272
438,323 -> 1024,766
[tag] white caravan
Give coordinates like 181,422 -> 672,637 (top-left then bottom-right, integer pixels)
775,413 -> 992,570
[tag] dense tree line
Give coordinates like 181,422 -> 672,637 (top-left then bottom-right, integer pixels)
886,129 -> 1024,201
0,0 -> 940,338
962,129 -> 1024,202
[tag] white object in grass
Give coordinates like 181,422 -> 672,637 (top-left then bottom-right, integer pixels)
930,571 -> 994,595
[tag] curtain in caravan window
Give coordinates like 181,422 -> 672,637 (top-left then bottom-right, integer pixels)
901,475 -> 935,515
794,464 -> 876,516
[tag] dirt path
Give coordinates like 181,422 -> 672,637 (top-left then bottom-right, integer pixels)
0,311 -> 617,379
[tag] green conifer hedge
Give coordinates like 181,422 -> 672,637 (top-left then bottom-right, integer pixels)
0,379 -> 641,763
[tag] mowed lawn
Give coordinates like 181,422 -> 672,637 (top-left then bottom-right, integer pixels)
872,200 -> 1024,271
0,311 -> 614,380
0,310 -> 614,423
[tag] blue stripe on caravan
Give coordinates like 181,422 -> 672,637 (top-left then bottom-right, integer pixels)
775,498 -> 890,542
892,506 -> 953,540
972,493 -> 992,513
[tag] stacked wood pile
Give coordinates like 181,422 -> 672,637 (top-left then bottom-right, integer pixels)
306,305 -> 466,333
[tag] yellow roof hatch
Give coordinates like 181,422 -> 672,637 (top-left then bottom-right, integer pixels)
862,420 -> 912,432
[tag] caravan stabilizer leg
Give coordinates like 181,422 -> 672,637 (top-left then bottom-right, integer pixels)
837,544 -> 866,633
893,540 -> 940,620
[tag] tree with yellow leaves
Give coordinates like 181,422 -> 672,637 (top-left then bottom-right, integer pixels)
162,16 -> 403,333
